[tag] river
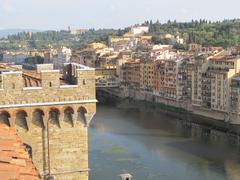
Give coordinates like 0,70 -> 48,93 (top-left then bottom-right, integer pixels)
89,105 -> 240,180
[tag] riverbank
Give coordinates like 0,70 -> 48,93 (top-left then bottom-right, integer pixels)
97,90 -> 240,148
98,87 -> 240,124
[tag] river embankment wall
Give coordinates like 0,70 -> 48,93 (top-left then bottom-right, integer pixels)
97,89 -> 240,148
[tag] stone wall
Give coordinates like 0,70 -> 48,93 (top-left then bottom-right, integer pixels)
0,102 -> 96,180
0,69 -> 95,105
0,64 -> 97,180
105,87 -> 240,125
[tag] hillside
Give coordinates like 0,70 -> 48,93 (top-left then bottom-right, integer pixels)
144,19 -> 240,48
1,19 -> 240,52
0,29 -> 41,38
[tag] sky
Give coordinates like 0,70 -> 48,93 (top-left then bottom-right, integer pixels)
0,0 -> 239,30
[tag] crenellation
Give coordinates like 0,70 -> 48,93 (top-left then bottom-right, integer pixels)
0,63 -> 96,180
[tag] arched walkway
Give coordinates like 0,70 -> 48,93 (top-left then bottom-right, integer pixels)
77,107 -> 87,126
32,109 -> 45,129
64,107 -> 74,127
0,111 -> 10,127
32,109 -> 48,173
15,110 -> 29,131
49,108 -> 60,128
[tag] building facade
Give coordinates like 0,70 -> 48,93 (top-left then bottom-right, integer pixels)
54,47 -> 72,69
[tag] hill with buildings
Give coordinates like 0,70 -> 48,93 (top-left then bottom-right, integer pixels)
145,19 -> 240,48
0,19 -> 240,52
0,29 -> 41,38
0,29 -> 118,52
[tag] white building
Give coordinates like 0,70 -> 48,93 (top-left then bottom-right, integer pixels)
54,47 -> 72,69
3,52 -> 27,64
131,26 -> 149,36
70,29 -> 88,35
176,36 -> 184,44
150,45 -> 173,60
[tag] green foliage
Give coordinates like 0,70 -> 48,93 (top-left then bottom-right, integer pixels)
24,56 -> 44,64
1,19 -> 240,51
0,29 -> 118,51
148,19 -> 240,48
0,53 -> 3,61
173,43 -> 187,50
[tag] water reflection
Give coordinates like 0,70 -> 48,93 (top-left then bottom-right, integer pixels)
89,105 -> 240,180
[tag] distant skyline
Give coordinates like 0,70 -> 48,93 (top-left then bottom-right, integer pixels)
0,0 -> 239,30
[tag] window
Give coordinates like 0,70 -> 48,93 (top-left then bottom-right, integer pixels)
49,82 -> 52,87
12,83 -> 15,89
83,79 -> 86,85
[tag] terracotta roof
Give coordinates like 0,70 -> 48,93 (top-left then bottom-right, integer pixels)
210,55 -> 238,61
0,124 -> 40,180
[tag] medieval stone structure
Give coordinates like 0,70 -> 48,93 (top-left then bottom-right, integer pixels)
0,63 -> 97,180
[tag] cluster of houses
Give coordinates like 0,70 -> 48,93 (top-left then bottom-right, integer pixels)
2,26 -> 240,124
70,26 -> 240,124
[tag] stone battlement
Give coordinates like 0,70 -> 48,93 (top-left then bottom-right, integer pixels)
0,63 -> 96,108
0,63 -> 97,180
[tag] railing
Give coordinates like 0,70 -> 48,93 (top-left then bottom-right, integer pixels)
96,82 -> 120,88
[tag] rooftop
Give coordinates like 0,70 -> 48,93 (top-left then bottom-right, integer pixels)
210,55 -> 239,61
0,64 -> 21,73
0,124 -> 40,180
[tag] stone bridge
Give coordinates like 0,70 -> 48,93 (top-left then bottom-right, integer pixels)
0,63 -> 97,180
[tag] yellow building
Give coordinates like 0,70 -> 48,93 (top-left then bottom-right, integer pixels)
109,36 -> 131,51
191,54 -> 240,112
191,55 -> 211,106
140,62 -> 154,91
29,50 -> 45,58
140,35 -> 152,41
109,36 -> 130,44
88,42 -> 106,50
208,56 -> 240,112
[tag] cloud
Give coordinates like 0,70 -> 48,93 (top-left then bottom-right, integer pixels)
109,4 -> 116,11
180,9 -> 188,15
2,0 -> 14,13
144,7 -> 151,14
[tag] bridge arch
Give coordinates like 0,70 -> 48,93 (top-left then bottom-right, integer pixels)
32,109 -> 45,129
15,110 -> 29,132
63,106 -> 74,127
77,106 -> 88,126
49,108 -> 61,128
0,111 -> 11,127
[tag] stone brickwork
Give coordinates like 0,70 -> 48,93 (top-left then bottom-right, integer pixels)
0,63 -> 97,180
